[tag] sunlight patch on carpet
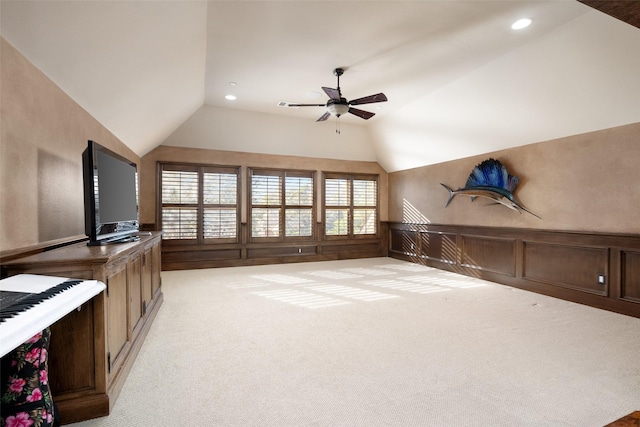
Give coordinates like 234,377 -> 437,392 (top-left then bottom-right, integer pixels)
303,284 -> 399,302
403,275 -> 486,289
303,270 -> 363,280
377,263 -> 438,272
226,281 -> 272,289
362,278 -> 452,294
252,289 -> 350,308
250,274 -> 315,285
338,267 -> 397,276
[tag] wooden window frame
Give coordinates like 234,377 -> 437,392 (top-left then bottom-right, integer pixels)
158,162 -> 240,245
323,173 -> 379,240
248,168 -> 315,243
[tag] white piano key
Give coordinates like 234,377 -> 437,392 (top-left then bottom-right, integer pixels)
0,274 -> 69,293
0,275 -> 106,357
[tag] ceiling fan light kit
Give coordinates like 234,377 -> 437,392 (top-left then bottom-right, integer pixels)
281,67 -> 388,133
327,101 -> 349,117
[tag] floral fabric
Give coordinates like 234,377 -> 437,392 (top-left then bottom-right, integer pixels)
1,328 -> 57,427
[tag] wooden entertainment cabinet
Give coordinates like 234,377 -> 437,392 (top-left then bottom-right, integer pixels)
2,232 -> 163,424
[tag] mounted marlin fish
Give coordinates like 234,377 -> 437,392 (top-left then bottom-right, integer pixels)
441,158 -> 541,218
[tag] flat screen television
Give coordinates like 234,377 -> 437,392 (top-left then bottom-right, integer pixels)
83,140 -> 139,245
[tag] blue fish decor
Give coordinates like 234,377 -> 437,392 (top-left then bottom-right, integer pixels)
441,158 -> 540,218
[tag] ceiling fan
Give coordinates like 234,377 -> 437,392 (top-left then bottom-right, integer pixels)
279,68 -> 388,124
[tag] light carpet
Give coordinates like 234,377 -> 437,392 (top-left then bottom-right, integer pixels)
68,257 -> 640,426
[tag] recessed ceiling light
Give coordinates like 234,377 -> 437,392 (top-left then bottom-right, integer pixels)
512,18 -> 532,30
225,94 -> 237,101
229,82 -> 237,87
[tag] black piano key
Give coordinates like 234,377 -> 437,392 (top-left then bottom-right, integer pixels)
0,279 -> 83,324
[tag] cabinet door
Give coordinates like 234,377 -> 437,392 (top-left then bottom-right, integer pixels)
142,248 -> 153,314
151,242 -> 161,297
106,267 -> 129,377
129,253 -> 143,336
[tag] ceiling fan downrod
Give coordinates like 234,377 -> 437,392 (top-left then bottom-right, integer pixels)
333,68 -> 344,96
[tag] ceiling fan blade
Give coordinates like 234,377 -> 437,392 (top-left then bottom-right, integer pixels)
316,111 -> 331,122
286,103 -> 326,107
348,107 -> 375,120
349,93 -> 387,106
322,87 -> 341,100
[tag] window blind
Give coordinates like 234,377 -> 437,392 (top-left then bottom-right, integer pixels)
160,164 -> 238,242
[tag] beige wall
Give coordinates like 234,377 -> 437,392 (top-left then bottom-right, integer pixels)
139,145 -> 389,227
0,35 -> 388,254
388,122 -> 640,234
2,31 -> 637,254
0,37 -> 139,252
162,104 -> 378,163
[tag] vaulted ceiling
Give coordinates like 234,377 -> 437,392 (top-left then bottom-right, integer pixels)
2,1 -> 639,172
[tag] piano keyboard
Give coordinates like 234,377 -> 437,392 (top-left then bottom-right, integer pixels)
0,275 -> 106,357
0,279 -> 82,323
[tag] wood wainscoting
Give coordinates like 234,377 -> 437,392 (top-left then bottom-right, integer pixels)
388,223 -> 640,318
159,222 -> 389,271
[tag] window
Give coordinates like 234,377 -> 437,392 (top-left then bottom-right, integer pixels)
250,169 -> 314,241
324,174 -> 378,238
160,163 -> 239,242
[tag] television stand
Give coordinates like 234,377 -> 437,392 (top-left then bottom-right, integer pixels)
87,232 -> 142,246
2,232 -> 163,424
104,235 -> 140,245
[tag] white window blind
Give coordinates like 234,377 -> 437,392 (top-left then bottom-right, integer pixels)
251,173 -> 282,239
325,178 -> 350,236
353,179 -> 377,206
325,178 -> 350,206
161,169 -> 198,239
251,174 -> 282,205
162,208 -> 198,239
251,208 -> 281,238
353,179 -> 377,235
285,175 -> 313,237
325,209 -> 349,236
203,171 -> 238,239
162,170 -> 198,204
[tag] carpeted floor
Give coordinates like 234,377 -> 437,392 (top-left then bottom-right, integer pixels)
69,257 -> 640,426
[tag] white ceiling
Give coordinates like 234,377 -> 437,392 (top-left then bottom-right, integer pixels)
2,1 -> 639,172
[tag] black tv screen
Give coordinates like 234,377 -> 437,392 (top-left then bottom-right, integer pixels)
83,140 -> 139,245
